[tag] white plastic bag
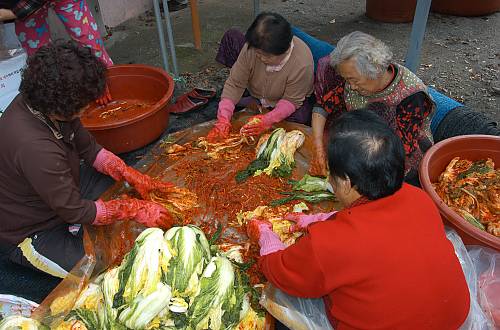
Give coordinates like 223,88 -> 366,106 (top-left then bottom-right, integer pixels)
0,22 -> 27,115
0,22 -> 22,51
0,294 -> 38,319
466,246 -> 500,328
260,284 -> 334,330
445,228 -> 494,330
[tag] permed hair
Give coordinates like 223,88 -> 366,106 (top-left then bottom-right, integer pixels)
245,12 -> 292,55
20,40 -> 106,118
330,31 -> 393,79
327,109 -> 405,200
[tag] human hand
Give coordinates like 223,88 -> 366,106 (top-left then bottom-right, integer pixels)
285,211 -> 337,232
240,115 -> 272,136
246,218 -> 273,242
134,200 -> 173,228
93,149 -> 174,199
121,167 -> 174,200
96,82 -> 112,105
309,143 -> 328,177
93,198 -> 173,229
207,119 -> 231,142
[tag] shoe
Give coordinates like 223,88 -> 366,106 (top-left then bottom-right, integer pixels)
190,87 -> 216,100
168,94 -> 208,114
167,0 -> 187,12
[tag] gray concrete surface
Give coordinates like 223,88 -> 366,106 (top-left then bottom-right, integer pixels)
105,0 -> 499,122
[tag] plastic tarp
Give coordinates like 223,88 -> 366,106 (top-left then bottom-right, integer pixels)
447,229 -> 498,330
28,112 -> 337,328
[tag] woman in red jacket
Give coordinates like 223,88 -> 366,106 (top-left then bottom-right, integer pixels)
248,109 -> 470,329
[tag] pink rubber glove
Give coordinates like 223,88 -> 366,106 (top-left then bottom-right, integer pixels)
207,98 -> 235,142
240,99 -> 296,136
286,211 -> 337,233
93,149 -> 174,199
247,219 -> 285,256
93,198 -> 173,229
239,114 -> 270,136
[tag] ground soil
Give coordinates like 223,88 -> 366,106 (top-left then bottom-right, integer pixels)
105,0 -> 499,122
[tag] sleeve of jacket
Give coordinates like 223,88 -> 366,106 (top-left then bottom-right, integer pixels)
220,43 -> 252,103
11,0 -> 47,20
313,56 -> 346,118
258,232 -> 330,298
73,119 -> 102,166
17,138 -> 96,224
314,56 -> 332,106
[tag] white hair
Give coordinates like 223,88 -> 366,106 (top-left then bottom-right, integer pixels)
330,31 -> 393,79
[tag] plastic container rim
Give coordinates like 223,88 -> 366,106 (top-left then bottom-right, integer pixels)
419,134 -> 500,248
84,64 -> 174,131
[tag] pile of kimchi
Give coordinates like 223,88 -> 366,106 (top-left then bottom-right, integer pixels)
433,157 -> 499,237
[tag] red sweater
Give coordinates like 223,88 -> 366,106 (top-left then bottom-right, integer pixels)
259,184 -> 470,329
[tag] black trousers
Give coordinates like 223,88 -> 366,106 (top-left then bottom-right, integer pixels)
2,163 -> 114,276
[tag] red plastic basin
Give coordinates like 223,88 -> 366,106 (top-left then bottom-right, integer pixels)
431,0 -> 500,16
81,64 -> 174,154
419,135 -> 500,251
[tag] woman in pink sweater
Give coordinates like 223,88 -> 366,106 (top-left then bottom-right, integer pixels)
207,12 -> 314,141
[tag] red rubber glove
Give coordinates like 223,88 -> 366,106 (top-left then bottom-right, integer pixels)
240,115 -> 272,136
93,198 -> 173,229
93,149 -> 174,199
309,143 -> 329,178
207,98 -> 235,142
96,82 -> 112,106
207,119 -> 231,142
121,167 -> 174,200
240,99 -> 296,136
286,211 -> 337,233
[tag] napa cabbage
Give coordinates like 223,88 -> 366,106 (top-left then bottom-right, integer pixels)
113,228 -> 173,308
164,225 -> 211,297
236,128 -> 305,182
188,256 -> 239,330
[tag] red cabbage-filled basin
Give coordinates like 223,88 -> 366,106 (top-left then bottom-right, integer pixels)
419,135 -> 500,251
81,64 -> 174,154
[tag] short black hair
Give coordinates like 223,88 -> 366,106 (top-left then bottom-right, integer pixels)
245,12 -> 292,55
20,40 -> 106,119
327,110 -> 405,200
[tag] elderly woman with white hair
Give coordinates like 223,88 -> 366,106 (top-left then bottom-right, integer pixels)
310,31 -> 434,185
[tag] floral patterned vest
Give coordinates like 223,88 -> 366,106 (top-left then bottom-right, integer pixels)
344,64 -> 431,109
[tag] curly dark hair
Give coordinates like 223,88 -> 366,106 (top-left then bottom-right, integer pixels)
19,40 -> 106,118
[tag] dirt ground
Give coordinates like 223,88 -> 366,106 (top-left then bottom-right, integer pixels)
105,0 -> 499,122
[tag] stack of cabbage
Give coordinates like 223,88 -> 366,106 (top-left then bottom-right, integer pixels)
236,128 -> 305,183
54,226 -> 264,330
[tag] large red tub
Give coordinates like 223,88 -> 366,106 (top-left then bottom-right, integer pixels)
419,135 -> 500,251
81,64 -> 174,154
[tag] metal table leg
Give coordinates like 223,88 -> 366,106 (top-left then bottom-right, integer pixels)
153,0 -> 170,73
405,0 -> 433,73
254,0 -> 260,18
161,0 -> 179,76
